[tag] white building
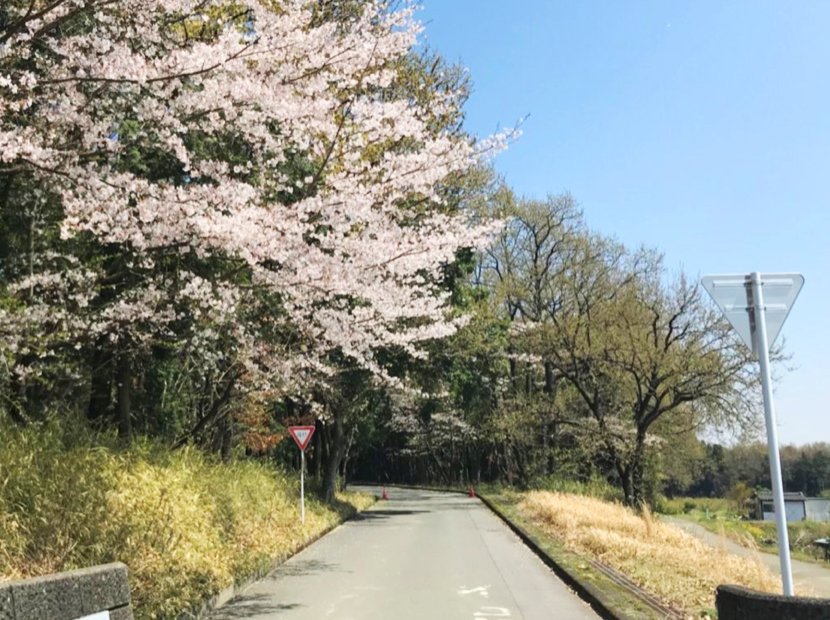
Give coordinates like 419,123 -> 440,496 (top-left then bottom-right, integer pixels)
754,492 -> 830,523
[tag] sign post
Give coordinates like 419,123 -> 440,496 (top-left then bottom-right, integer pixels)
702,272 -> 804,596
288,426 -> 316,524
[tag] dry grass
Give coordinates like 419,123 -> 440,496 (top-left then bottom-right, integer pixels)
0,420 -> 374,620
518,491 -> 782,616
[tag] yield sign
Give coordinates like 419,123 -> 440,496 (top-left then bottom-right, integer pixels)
288,426 -> 315,451
701,273 -> 804,356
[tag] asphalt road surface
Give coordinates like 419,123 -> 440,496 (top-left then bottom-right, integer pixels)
210,486 -> 601,620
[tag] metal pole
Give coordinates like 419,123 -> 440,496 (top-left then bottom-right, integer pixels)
751,271 -> 794,595
301,449 -> 305,525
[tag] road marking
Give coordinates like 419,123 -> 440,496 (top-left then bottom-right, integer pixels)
458,585 -> 491,598
474,607 -> 512,617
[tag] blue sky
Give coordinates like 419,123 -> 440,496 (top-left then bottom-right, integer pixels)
419,1 -> 830,445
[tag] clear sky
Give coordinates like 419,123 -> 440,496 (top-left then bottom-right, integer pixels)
418,1 -> 830,445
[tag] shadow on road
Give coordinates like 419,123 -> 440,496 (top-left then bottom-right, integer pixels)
368,494 -> 434,502
269,559 -> 343,579
210,594 -> 300,618
350,509 -> 430,523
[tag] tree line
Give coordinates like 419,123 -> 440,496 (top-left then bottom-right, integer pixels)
347,189 -> 771,507
1,0 -> 515,502
2,0 -> 778,509
663,441 -> 830,500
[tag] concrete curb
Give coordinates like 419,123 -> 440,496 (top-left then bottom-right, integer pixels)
477,494 -> 636,620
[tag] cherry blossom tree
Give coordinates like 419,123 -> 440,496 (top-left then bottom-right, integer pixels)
1,0 -> 503,496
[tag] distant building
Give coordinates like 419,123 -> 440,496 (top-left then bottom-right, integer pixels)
753,492 -> 830,523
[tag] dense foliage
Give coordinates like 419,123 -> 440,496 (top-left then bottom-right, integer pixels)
0,0 -> 502,501
2,0 -> 781,519
351,189 -> 765,506
664,441 -> 830,500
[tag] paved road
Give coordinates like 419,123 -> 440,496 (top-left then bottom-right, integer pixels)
664,516 -> 830,597
211,487 -> 601,620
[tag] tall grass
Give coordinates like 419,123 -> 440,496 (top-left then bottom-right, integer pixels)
656,496 -> 736,516
530,474 -> 624,502
518,491 -> 783,616
0,418 -> 373,619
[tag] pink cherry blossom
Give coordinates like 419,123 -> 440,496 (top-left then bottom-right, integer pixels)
0,0 -> 507,395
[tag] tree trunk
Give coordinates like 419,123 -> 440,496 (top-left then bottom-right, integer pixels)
217,415 -> 233,463
631,462 -> 646,508
449,418 -> 455,484
512,443 -> 529,489
340,454 -> 348,490
619,464 -> 634,506
543,362 -> 554,394
6,370 -> 29,425
429,449 -> 450,484
313,418 -> 324,480
618,437 -> 647,507
323,409 -> 346,504
340,426 -> 357,490
322,420 -> 331,473
543,362 -> 557,475
630,436 -> 647,507
173,372 -> 237,448
88,345 -> 113,423
116,350 -> 132,443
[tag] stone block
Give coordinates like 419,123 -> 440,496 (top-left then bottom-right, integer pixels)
109,605 -> 134,620
717,584 -> 830,620
78,564 -> 131,613
2,563 -> 131,620
0,586 -> 15,620
9,572 -> 85,620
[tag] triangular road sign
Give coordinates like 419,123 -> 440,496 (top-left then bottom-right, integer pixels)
288,426 -> 315,451
701,273 -> 804,355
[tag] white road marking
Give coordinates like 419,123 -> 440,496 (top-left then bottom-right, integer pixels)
458,585 -> 491,598
474,607 -> 511,617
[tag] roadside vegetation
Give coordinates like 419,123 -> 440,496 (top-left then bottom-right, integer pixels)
2,1 -> 826,616
659,497 -> 830,565
516,491 -> 783,617
0,418 -> 374,620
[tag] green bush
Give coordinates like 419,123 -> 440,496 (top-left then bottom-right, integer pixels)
655,496 -> 737,517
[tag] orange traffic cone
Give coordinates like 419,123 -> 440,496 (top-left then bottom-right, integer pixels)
382,486 -> 388,500
469,486 -> 476,498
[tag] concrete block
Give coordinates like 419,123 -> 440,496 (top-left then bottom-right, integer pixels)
2,563 -> 130,620
78,564 -> 131,613
717,585 -> 830,620
109,605 -> 134,620
0,586 -> 15,620
9,572 -> 85,620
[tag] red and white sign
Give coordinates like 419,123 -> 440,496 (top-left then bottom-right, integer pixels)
288,426 -> 315,451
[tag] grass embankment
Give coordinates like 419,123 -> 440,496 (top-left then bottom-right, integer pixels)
659,497 -> 830,565
517,491 -> 784,618
487,491 -> 676,620
0,421 -> 374,620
